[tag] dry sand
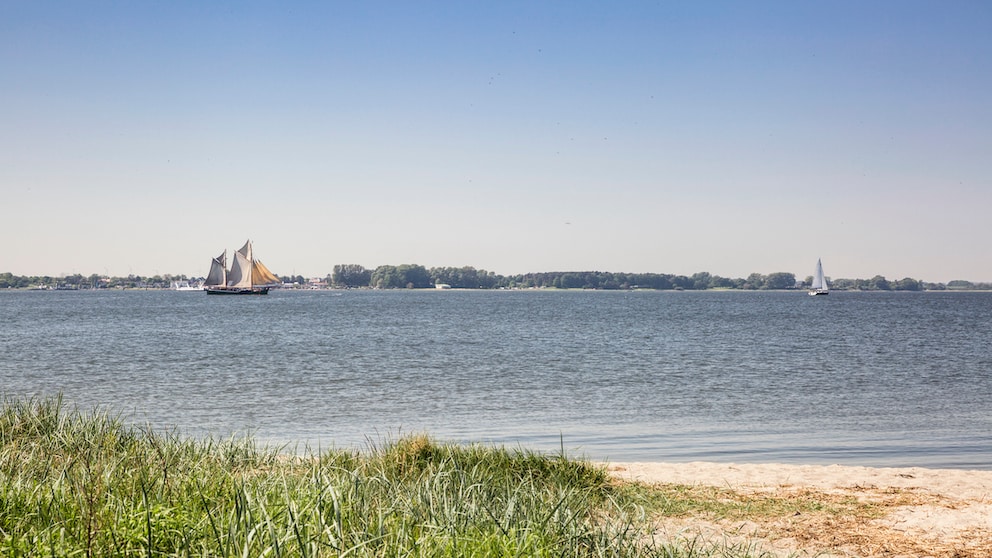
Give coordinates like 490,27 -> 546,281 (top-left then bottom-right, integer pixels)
606,461 -> 992,557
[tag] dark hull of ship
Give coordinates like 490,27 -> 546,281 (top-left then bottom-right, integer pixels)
204,287 -> 269,295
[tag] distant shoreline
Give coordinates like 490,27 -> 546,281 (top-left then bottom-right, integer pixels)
5,268 -> 991,291
5,285 -> 992,293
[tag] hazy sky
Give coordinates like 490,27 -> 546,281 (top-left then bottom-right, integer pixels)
3,2 -> 990,282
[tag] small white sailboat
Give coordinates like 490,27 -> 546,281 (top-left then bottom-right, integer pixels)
202,240 -> 280,295
808,258 -> 829,296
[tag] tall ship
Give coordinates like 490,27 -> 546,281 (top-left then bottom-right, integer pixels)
203,240 -> 280,295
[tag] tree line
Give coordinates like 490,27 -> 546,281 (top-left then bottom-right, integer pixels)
3,268 -> 990,291
329,265 -> 990,291
0,273 -> 186,290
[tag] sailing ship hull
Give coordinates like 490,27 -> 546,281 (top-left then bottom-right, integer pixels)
808,290 -> 829,296
205,287 -> 269,295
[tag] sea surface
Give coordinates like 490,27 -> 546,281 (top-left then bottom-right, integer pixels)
2,289 -> 991,469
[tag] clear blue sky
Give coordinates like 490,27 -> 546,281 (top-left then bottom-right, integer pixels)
3,1 -> 990,282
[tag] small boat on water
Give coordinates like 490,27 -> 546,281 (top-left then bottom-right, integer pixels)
203,240 -> 280,295
171,280 -> 201,291
808,258 -> 829,296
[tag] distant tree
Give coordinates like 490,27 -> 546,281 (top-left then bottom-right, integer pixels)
744,273 -> 765,290
558,273 -> 585,289
333,264 -> 372,288
428,266 -> 500,289
690,272 -> 711,290
868,275 -> 891,291
893,277 -> 922,291
432,266 -> 471,288
370,265 -> 402,289
0,272 -> 25,288
648,273 -> 675,290
370,264 -> 431,289
397,264 -> 431,289
671,275 -> 693,290
708,275 -> 737,289
764,272 -> 797,290
830,278 -> 856,290
478,270 -> 498,289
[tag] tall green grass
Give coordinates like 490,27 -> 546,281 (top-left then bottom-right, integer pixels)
0,396 -> 776,557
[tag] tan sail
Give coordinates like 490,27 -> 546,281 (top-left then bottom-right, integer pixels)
252,259 -> 280,286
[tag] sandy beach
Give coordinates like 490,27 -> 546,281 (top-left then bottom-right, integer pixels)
606,462 -> 992,557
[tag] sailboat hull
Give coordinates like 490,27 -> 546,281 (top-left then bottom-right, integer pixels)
808,290 -> 829,296
205,287 -> 269,295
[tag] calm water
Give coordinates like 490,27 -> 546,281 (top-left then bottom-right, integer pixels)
2,289 -> 991,469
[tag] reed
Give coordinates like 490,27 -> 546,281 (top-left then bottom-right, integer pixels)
0,396 -> 778,557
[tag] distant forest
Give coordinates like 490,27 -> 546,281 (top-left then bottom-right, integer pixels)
4,267 -> 989,292
329,265 -> 989,291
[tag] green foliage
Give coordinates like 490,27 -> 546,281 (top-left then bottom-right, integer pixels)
762,272 -> 796,290
10,397 -> 781,557
429,266 -> 498,289
892,277 -> 922,291
743,273 -> 765,290
332,264 -> 372,288
370,264 -> 432,289
868,275 -> 891,291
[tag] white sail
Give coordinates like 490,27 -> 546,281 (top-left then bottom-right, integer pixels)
810,259 -> 828,292
227,249 -> 253,288
236,240 -> 252,262
203,250 -> 227,287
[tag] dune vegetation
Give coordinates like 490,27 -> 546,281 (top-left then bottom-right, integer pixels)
0,396 -> 786,557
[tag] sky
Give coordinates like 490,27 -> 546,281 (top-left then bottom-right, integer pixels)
2,1 -> 990,282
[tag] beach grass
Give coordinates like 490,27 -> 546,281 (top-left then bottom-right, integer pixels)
0,396 -> 786,557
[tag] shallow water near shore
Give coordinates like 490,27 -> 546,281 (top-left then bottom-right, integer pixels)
2,289 -> 991,469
